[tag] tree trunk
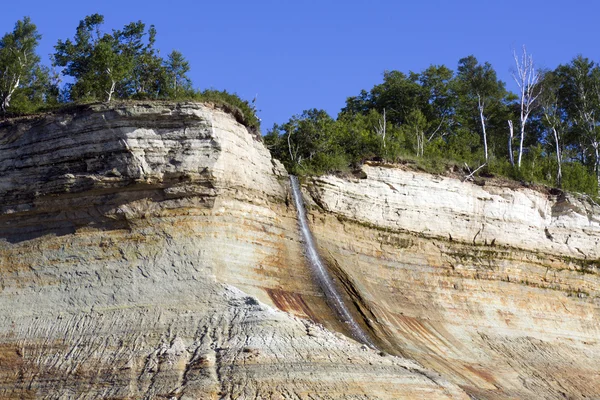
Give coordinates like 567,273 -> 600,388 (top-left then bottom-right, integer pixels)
1,75 -> 20,113
104,68 -> 116,102
508,120 -> 514,167
376,109 -> 386,152
517,117 -> 526,168
287,131 -> 295,163
106,79 -> 116,102
107,81 -> 115,102
552,127 -> 562,187
478,95 -> 488,162
594,142 -> 600,187
381,108 -> 386,149
416,128 -> 424,157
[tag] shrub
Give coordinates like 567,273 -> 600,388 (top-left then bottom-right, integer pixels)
562,162 -> 598,196
189,89 -> 261,134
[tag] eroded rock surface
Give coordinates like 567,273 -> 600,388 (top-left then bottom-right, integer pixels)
308,164 -> 600,399
0,103 -> 466,399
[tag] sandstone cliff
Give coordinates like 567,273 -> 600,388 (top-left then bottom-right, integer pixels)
0,103 -> 467,399
2,102 -> 599,399
307,165 -> 600,399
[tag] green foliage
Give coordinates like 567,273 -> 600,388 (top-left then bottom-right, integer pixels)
265,109 -> 345,175
189,89 -> 260,132
7,65 -> 57,113
554,56 -> 600,184
1,14 -> 600,200
0,17 -> 54,115
54,14 -> 163,102
0,14 -> 258,136
342,70 -> 424,127
164,50 -> 192,98
562,162 -> 599,195
455,55 -> 512,160
53,14 -> 193,103
269,56 -> 600,198
335,110 -> 389,163
264,106 -> 422,176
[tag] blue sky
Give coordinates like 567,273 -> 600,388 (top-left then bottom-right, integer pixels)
2,0 -> 599,131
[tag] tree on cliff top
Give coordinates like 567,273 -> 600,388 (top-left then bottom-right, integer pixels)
54,14 -> 178,102
455,55 -> 507,163
0,17 -> 47,114
555,56 -> 600,187
164,50 -> 191,98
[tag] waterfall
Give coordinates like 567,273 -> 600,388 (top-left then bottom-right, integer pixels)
289,176 -> 377,349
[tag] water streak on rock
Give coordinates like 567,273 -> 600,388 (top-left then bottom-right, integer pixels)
290,175 -> 376,349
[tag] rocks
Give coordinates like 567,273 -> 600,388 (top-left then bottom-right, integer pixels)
310,164 -> 600,258
2,101 -> 598,399
0,103 -> 464,399
307,164 -> 600,399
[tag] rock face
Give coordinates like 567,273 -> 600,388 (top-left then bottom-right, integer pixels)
0,103 -> 467,399
307,165 -> 600,399
2,103 -> 599,399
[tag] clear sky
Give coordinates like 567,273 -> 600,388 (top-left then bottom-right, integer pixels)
2,0 -> 599,131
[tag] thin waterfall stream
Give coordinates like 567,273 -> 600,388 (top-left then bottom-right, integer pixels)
290,176 -> 377,349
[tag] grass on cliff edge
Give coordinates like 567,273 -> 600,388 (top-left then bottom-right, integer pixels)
1,90 -> 261,136
304,155 -> 600,207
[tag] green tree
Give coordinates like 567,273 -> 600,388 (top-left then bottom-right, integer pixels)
110,20 -> 150,99
416,65 -> 456,141
54,14 -> 104,100
342,89 -> 372,116
555,56 -> 600,186
130,25 -> 165,98
360,70 -> 424,126
164,50 -> 191,98
265,109 -> 345,174
455,55 -> 507,163
0,17 -> 44,114
91,36 -> 131,102
335,109 -> 395,163
7,64 -> 59,113
538,70 -> 568,186
54,14 -> 165,102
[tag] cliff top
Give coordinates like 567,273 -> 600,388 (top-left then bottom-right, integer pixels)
0,100 -> 262,140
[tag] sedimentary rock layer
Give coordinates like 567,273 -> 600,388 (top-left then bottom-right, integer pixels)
0,103 -> 465,399
308,164 -> 600,399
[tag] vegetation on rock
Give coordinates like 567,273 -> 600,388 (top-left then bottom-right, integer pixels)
266,51 -> 600,197
0,15 -> 260,132
2,15 -> 598,196
0,17 -> 55,114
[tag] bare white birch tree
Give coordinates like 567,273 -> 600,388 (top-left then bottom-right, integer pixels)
542,107 -> 564,186
457,56 -> 504,164
0,18 -> 41,114
512,46 -> 542,168
105,67 -> 116,102
375,108 -> 387,150
416,127 -> 424,157
507,120 -> 515,166
406,109 -> 427,157
477,94 -> 489,162
538,71 -> 565,186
